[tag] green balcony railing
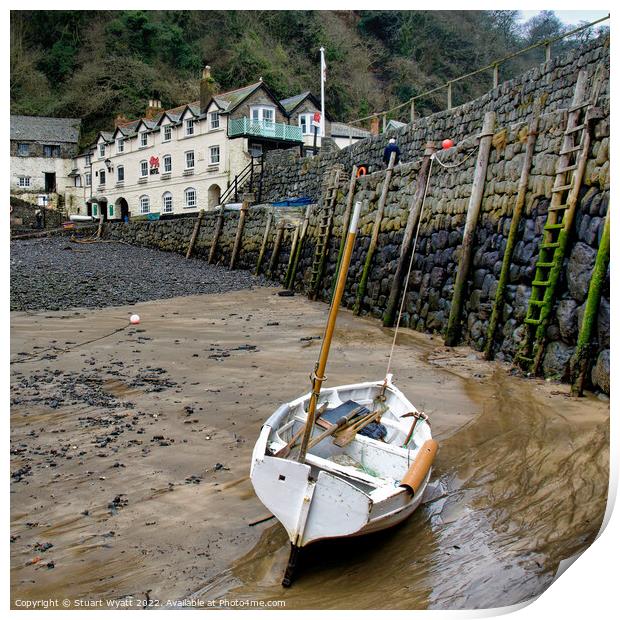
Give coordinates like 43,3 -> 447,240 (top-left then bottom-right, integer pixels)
228,117 -> 303,142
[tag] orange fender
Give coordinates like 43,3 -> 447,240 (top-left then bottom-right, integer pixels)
400,439 -> 438,495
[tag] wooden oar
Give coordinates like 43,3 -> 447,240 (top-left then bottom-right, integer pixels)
305,406 -> 366,452
274,403 -> 328,458
332,407 -> 384,447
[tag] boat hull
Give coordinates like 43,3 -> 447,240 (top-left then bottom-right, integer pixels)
250,379 -> 435,548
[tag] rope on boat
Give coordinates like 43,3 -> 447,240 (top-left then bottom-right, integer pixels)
384,148 -> 477,378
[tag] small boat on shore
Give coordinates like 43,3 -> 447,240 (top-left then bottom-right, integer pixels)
69,214 -> 96,222
250,201 -> 437,586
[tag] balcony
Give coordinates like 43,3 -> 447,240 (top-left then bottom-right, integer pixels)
228,117 -> 302,142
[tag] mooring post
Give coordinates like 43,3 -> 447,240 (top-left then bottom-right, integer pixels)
570,208 -> 610,396
284,222 -> 301,286
255,210 -> 273,275
286,204 -> 313,290
354,151 -> 397,315
229,197 -> 250,270
208,203 -> 225,264
383,144 -> 435,327
331,165 -> 358,297
445,110 -> 496,346
484,114 -> 539,359
268,219 -> 285,279
186,209 -> 205,259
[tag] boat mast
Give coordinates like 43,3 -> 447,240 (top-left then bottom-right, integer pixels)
297,200 -> 362,463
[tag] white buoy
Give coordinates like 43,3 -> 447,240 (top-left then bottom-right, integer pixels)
130,314 -> 140,325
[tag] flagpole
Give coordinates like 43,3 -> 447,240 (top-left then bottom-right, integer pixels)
320,46 -> 326,138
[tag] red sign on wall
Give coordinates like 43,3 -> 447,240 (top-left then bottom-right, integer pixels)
149,156 -> 159,175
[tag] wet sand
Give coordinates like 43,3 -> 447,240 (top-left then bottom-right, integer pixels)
10,287 -> 609,609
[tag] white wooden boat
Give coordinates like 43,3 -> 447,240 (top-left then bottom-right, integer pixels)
69,214 -> 96,222
249,201 -> 438,585
251,376 -> 435,546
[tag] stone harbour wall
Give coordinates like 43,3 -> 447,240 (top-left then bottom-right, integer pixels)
89,37 -> 609,394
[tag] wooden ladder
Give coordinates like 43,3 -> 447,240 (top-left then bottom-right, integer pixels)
308,166 -> 343,300
516,66 -> 606,373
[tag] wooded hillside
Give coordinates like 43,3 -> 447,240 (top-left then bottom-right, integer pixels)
10,10 -> 606,145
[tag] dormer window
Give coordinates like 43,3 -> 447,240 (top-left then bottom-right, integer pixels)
140,132 -> 148,147
116,138 -> 124,153
210,112 -> 220,130
163,125 -> 172,142
185,118 -> 195,136
98,143 -> 106,157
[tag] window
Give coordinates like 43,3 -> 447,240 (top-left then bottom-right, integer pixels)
140,160 -> 148,177
74,175 -> 82,188
298,113 -> 316,135
85,154 -> 92,166
17,176 -> 31,188
184,187 -> 197,209
163,125 -> 172,142
140,132 -> 148,147
98,143 -> 106,157
210,112 -> 220,130
85,172 -> 91,186
185,118 -> 195,136
162,192 -> 173,213
44,145 -> 61,158
251,106 -> 275,125
185,151 -> 195,169
209,146 -> 220,164
139,195 -> 150,214
117,165 -> 125,182
17,143 -> 29,156
99,170 -> 106,185
163,155 -> 172,173
116,138 -> 124,153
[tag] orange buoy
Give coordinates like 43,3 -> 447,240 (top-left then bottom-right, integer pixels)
442,139 -> 454,150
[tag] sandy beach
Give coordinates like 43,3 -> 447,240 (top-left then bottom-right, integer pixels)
10,285 -> 609,609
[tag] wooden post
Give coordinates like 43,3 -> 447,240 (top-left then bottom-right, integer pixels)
349,127 -> 353,148
445,110 -> 496,346
570,208 -> 610,396
284,223 -> 301,285
447,82 -> 453,110
255,210 -> 273,275
286,204 -> 313,289
545,42 -> 551,62
354,151 -> 397,315
185,209 -> 205,259
410,99 -> 416,123
268,219 -> 285,278
383,145 -> 435,327
229,198 -> 249,270
382,113 -> 387,133
493,64 -> 499,89
484,114 -> 539,359
331,165 -> 358,298
208,203 -> 225,264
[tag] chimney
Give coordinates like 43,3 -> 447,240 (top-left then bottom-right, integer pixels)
200,65 -> 217,113
370,116 -> 380,136
114,114 -> 130,128
144,92 -> 162,120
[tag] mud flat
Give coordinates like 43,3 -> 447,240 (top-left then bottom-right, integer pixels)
10,287 -> 609,610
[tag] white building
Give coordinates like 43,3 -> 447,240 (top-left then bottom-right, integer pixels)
68,68 -> 370,221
